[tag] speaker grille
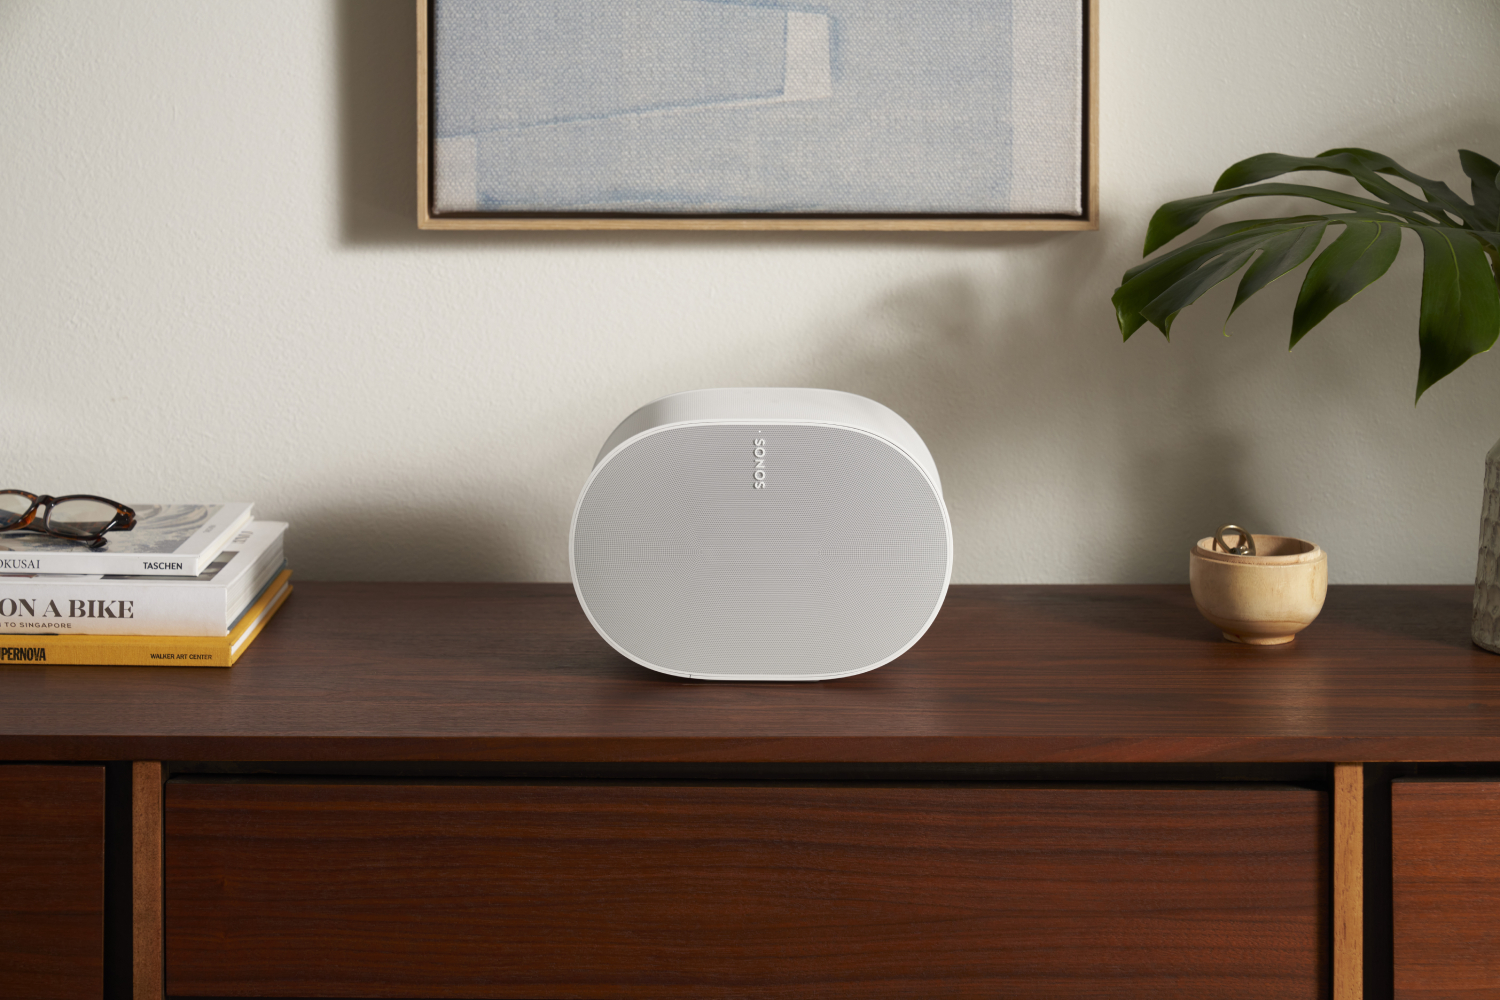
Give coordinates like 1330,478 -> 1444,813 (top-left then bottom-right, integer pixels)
572,424 -> 950,679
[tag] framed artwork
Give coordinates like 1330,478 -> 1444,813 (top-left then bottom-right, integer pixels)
417,0 -> 1097,231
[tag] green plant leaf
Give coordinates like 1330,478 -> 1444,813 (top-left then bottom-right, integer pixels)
1460,149 -> 1500,231
1214,153 -> 1325,191
1117,148 -> 1500,401
1121,218 -> 1293,286
1116,213 -> 1500,343
1319,148 -> 1482,229
1140,249 -> 1256,337
1218,152 -> 1428,218
1114,220 -> 1316,339
1413,227 -> 1500,399
1229,221 -> 1328,319
1115,238 -> 1243,340
1290,221 -> 1402,347
1144,184 -> 1414,254
1454,227 -> 1500,246
1217,149 -> 1481,230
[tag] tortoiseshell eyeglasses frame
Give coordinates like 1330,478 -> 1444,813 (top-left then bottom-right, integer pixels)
0,491 -> 137,549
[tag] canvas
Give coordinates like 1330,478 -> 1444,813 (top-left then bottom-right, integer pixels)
428,0 -> 1084,218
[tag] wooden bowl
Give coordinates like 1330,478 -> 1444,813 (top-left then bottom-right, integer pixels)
1189,534 -> 1327,645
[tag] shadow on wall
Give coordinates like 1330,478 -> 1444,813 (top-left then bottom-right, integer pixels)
339,0 -> 421,245
288,485 -> 541,582
796,244 -> 1279,582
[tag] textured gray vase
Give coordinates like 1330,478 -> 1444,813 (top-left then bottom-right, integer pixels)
1475,437 -> 1500,653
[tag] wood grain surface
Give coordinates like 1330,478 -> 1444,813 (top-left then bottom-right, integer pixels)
0,765 -> 104,1000
165,780 -> 1326,999
1334,764 -> 1362,1000
1394,779 -> 1500,998
132,762 -> 162,1000
0,583 -> 1493,762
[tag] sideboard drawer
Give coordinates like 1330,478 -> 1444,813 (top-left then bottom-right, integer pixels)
1394,779 -> 1500,998
0,764 -> 104,1000
165,781 -> 1326,999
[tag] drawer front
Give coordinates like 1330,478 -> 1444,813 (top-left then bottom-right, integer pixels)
0,764 -> 104,1000
166,782 -> 1326,999
1395,779 -> 1500,998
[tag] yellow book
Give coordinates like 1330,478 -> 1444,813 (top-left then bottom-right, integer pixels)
0,570 -> 292,668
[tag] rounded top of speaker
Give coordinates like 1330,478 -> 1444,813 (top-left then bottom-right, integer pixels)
571,389 -> 952,681
593,388 -> 943,497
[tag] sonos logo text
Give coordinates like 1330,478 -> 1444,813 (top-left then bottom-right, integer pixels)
753,436 -> 767,489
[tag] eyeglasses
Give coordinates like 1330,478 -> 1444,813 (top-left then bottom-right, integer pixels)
0,492 -> 137,549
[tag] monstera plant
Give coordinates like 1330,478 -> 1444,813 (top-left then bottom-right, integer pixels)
1112,147 -> 1500,401
1113,146 -> 1500,653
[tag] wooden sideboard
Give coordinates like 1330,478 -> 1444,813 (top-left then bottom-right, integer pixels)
3,583 -> 1499,999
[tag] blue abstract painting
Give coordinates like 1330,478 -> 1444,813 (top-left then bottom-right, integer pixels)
431,1 -> 1082,215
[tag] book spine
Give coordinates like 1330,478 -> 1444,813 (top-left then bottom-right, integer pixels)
0,583 -> 224,636
0,636 -> 232,668
0,553 -> 208,576
0,578 -> 290,669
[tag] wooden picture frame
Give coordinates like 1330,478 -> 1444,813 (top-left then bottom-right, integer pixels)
417,0 -> 1098,232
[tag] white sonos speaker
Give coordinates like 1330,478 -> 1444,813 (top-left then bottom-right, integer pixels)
570,388 -> 952,680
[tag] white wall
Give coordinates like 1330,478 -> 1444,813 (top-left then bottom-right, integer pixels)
5,0 -> 1500,583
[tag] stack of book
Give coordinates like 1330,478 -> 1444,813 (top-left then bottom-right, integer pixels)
0,503 -> 289,667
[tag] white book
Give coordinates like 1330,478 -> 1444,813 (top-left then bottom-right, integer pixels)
0,521 -> 287,637
0,502 -> 254,576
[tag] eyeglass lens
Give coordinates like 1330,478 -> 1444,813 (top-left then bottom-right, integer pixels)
0,493 -> 33,528
47,498 -> 122,538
